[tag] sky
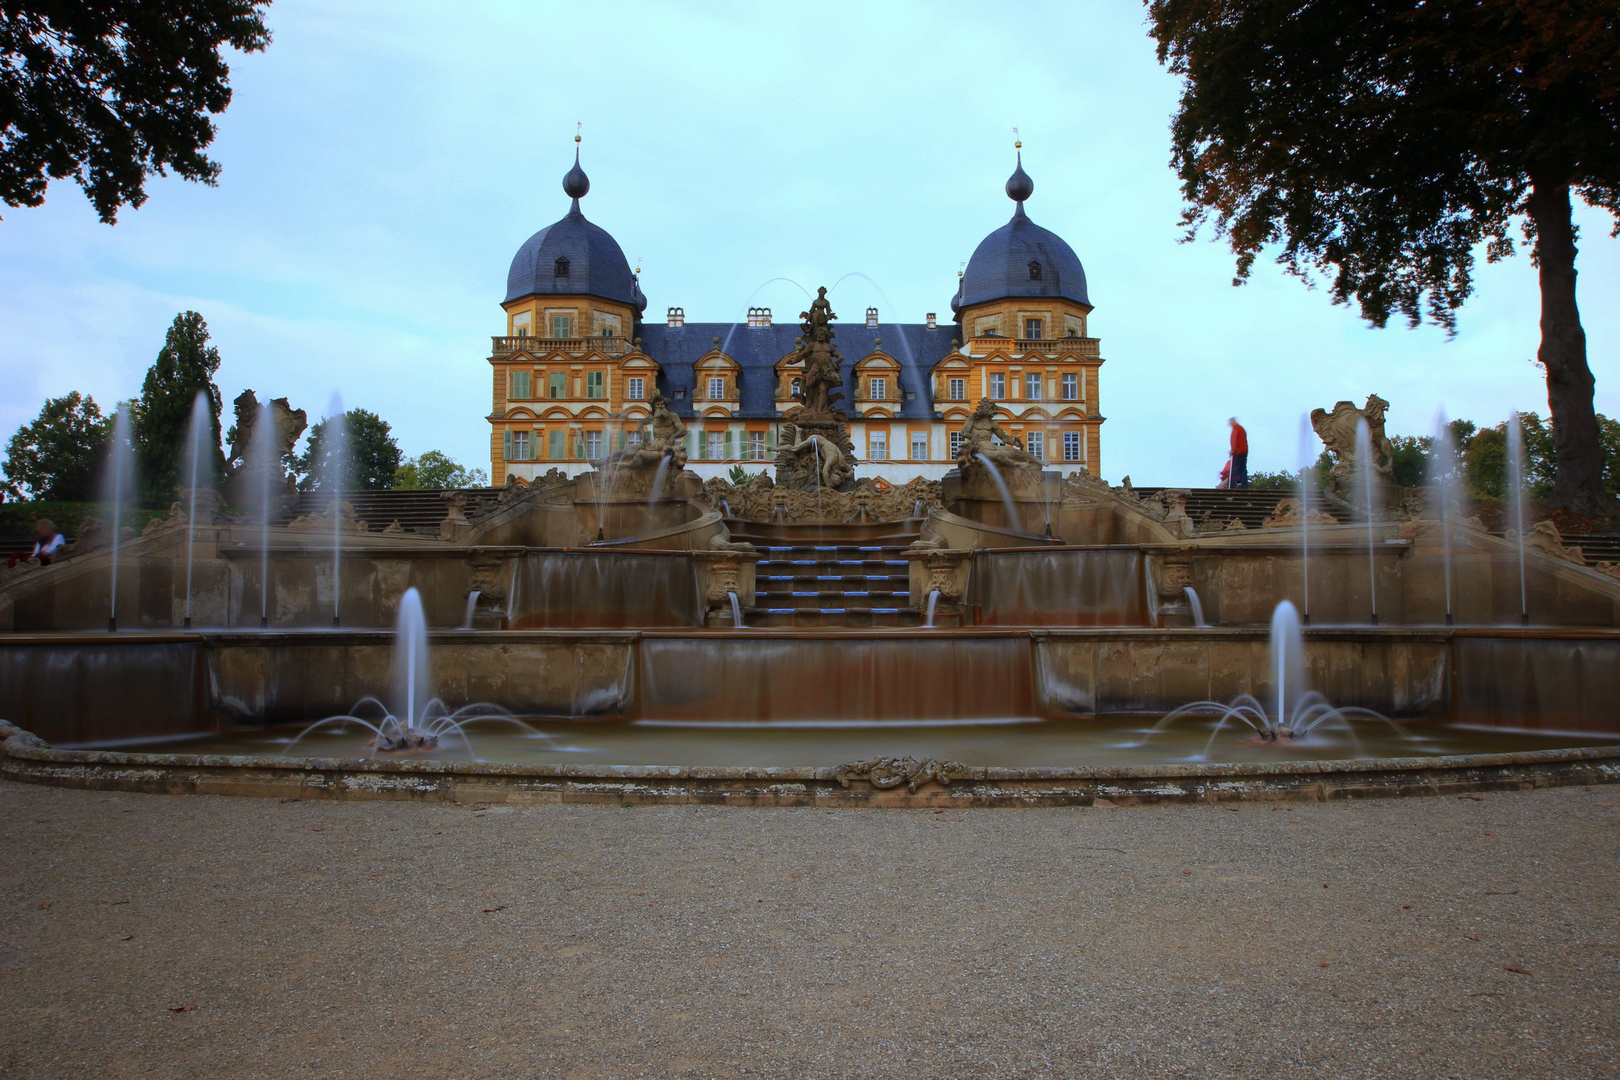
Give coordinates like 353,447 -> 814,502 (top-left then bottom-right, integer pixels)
2,0 -> 1616,486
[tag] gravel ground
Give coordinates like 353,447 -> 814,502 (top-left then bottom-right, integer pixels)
1,781 -> 1616,1079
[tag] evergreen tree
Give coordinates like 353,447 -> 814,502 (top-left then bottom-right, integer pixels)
2,391 -> 111,500
134,311 -> 225,500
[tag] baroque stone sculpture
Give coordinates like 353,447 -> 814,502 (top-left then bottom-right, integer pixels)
956,397 -> 1044,489
221,389 -> 307,510
1311,393 -> 1394,499
775,286 -> 858,492
594,392 -> 690,496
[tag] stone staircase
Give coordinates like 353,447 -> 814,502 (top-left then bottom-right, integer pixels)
276,488 -> 503,534
724,519 -> 923,628
1132,487 -> 1345,530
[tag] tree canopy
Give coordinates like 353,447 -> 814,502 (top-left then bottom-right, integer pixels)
2,390 -> 110,500
134,310 -> 225,499
0,1 -> 271,223
296,408 -> 400,492
393,450 -> 488,490
1147,0 -> 1620,511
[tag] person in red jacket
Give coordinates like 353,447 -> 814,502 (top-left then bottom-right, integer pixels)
1228,417 -> 1249,489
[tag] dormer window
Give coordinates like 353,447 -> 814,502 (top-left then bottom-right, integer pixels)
1027,260 -> 1042,281
554,256 -> 570,278
667,306 -> 684,328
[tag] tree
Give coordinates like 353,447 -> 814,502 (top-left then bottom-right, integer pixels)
296,409 -> 400,492
134,311 -> 225,499
2,391 -> 110,499
393,450 -> 488,490
1148,1 -> 1620,511
0,2 -> 271,223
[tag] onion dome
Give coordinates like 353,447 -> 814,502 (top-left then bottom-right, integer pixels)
505,144 -> 639,306
957,150 -> 1089,310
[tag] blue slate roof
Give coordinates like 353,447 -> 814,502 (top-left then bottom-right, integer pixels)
505,203 -> 646,308
638,321 -> 961,420
956,204 -> 1090,310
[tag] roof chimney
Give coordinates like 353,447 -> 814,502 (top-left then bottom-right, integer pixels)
925,312 -> 937,329
666,306 -> 684,328
865,307 -> 879,328
748,307 -> 772,328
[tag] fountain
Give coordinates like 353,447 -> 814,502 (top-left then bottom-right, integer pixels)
252,401 -> 277,627
1430,410 -> 1460,626
1355,417 -> 1379,624
101,409 -> 136,632
281,587 -> 530,755
179,391 -> 213,629
1507,411 -> 1529,625
1141,601 -> 1400,753
320,400 -> 350,627
1183,586 -> 1207,627
5,371 -> 1620,804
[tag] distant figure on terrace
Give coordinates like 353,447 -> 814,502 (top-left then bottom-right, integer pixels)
1228,417 -> 1249,489
8,519 -> 65,568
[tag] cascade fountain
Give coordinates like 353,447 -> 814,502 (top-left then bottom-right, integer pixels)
180,391 -> 213,629
320,399 -> 349,627
1507,411 -> 1529,625
1355,417 -> 1378,624
101,409 -> 137,631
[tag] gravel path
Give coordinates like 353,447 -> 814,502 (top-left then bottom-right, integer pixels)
1,781 -> 1616,1079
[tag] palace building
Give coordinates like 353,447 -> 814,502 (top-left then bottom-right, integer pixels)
487,143 -> 1104,484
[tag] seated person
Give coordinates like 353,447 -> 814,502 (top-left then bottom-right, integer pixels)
8,518 -> 65,568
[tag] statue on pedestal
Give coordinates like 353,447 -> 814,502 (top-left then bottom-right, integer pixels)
594,392 -> 689,497
776,286 -> 858,492
1310,393 -> 1394,499
956,398 -> 1043,485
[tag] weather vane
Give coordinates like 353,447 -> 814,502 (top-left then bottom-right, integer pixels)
1013,125 -> 1021,150
575,121 -> 582,144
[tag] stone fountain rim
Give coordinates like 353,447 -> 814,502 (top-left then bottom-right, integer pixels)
4,718 -> 1617,807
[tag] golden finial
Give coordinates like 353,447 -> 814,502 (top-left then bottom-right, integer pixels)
1013,125 -> 1021,150
958,260 -> 966,278
575,121 -> 582,144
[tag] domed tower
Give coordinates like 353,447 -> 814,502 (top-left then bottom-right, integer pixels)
488,139 -> 658,484
940,145 -> 1104,476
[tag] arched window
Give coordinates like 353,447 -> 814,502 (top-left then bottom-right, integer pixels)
554,256 -> 570,278
1027,260 -> 1042,281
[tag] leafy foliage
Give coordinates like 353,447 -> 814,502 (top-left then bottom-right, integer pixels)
2,391 -> 110,500
296,409 -> 400,492
134,311 -> 225,500
0,1 -> 272,223
1246,470 -> 1296,491
1147,0 -> 1620,508
393,450 -> 488,490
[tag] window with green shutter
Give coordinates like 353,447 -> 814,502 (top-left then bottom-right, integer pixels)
511,371 -> 531,399
549,430 -> 564,460
586,371 -> 604,399
549,372 -> 566,399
